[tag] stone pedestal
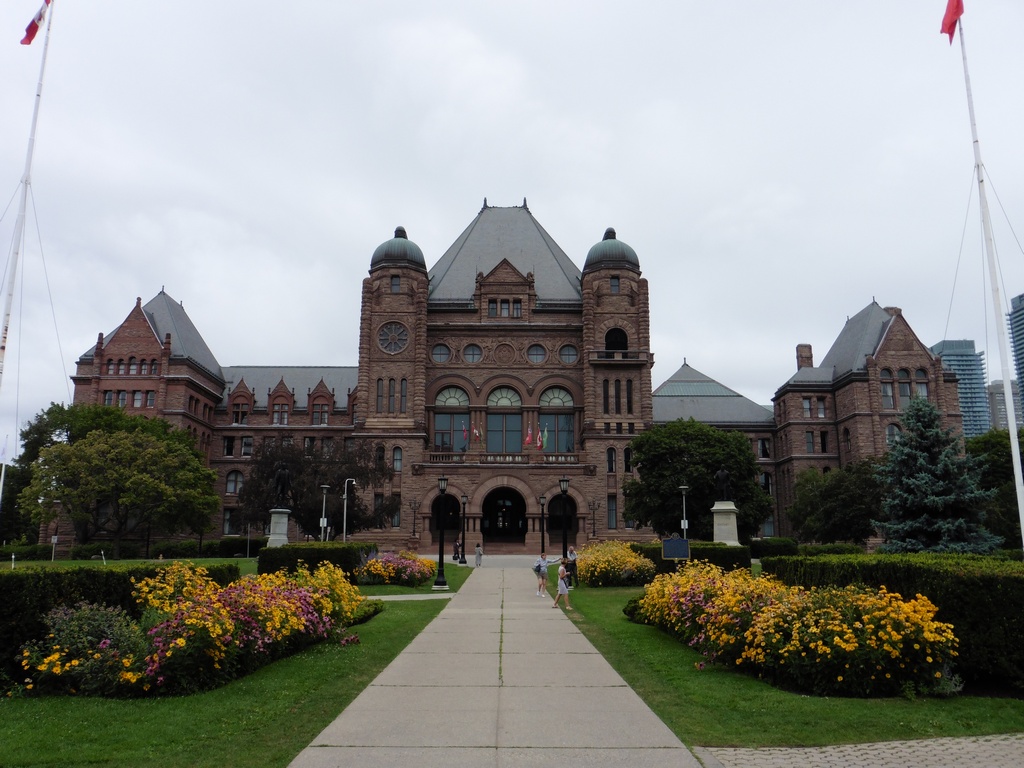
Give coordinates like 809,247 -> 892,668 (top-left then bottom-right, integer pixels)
267,508 -> 291,548
712,501 -> 740,547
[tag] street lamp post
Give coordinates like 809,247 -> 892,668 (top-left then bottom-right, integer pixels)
459,495 -> 468,564
559,476 -> 570,559
588,499 -> 601,537
320,484 -> 330,542
539,495 -> 547,552
679,485 -> 689,537
433,476 -> 449,590
408,498 -> 420,535
342,478 -> 356,542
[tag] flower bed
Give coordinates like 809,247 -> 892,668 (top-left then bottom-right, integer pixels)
576,541 -> 655,587
636,560 -> 958,697
354,550 -> 436,587
21,561 -> 363,696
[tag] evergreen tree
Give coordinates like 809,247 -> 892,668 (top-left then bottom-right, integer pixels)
965,427 -> 1024,549
874,397 -> 1000,553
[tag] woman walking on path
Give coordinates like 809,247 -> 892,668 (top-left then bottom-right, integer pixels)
474,542 -> 483,567
534,551 -> 556,596
552,558 -> 572,610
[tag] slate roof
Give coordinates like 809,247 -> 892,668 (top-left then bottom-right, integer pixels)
427,202 -> 582,303
653,362 -> 774,425
84,290 -> 224,381
221,366 -> 359,410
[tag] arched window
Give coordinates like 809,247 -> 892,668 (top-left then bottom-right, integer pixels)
486,386 -> 522,453
885,423 -> 902,446
604,328 -> 628,352
538,387 -> 575,453
140,359 -> 149,375
106,359 -> 114,375
607,447 -> 616,473
614,379 -> 622,414
624,447 -> 633,472
434,387 -> 470,452
602,380 -> 610,414
626,380 -> 634,414
117,359 -> 126,374
376,445 -> 386,465
897,369 -> 912,402
760,472 -> 772,494
392,447 -> 403,472
226,470 -> 244,495
388,378 -> 396,413
843,428 -> 851,452
128,357 -> 138,375
400,378 -> 408,413
150,360 -> 159,375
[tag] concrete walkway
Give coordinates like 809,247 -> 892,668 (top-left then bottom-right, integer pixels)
289,557 -> 1024,768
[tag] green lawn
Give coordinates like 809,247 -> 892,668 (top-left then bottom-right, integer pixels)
565,585 -> 1024,748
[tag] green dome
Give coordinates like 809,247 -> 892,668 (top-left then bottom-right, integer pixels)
584,228 -> 640,271
371,226 -> 426,270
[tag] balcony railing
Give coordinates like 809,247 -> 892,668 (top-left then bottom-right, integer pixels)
589,350 -> 649,364
426,451 -> 578,465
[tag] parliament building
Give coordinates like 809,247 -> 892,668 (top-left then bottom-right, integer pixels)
71,201 -> 963,550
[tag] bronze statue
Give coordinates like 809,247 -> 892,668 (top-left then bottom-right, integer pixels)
273,462 -> 292,506
714,466 -> 731,501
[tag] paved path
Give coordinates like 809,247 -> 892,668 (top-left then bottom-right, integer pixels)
289,557 -> 1024,768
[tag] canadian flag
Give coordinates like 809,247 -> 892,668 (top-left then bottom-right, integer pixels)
21,0 -> 51,45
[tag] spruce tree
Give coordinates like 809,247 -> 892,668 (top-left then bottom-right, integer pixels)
874,396 -> 1001,553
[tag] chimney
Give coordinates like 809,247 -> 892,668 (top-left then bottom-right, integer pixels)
884,306 -> 902,317
796,344 -> 814,370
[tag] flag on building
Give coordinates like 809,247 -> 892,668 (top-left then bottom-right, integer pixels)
536,425 -> 543,449
462,421 -> 468,443
524,424 -> 533,447
542,426 -> 548,451
21,0 -> 51,45
941,0 -> 963,43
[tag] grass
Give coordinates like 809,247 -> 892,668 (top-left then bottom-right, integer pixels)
0,598 -> 446,768
564,585 -> 1024,748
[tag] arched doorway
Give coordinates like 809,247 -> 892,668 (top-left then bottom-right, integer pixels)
547,492 -> 578,556
480,488 -> 527,544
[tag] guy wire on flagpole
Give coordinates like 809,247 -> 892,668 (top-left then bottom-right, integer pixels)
955,18 -> 1024,551
0,0 -> 57,398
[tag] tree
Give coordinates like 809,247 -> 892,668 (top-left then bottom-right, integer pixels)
2,403 -> 199,545
237,439 -> 395,539
874,397 -> 1000,553
622,418 -> 772,540
965,428 -> 1024,549
18,430 -> 219,558
787,460 -> 882,545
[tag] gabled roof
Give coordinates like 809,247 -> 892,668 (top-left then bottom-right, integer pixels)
221,366 -> 359,410
427,202 -> 582,303
84,290 -> 224,381
818,301 -> 895,377
653,362 -> 774,425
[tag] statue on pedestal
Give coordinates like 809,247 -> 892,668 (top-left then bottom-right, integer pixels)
714,466 -> 732,501
273,462 -> 293,508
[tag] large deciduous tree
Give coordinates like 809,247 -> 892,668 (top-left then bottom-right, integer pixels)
622,418 -> 771,540
965,427 -> 1024,550
19,430 -> 219,558
237,439 -> 396,539
874,397 -> 1000,554
787,460 -> 882,545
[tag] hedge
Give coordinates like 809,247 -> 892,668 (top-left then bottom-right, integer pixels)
760,553 -> 1024,691
0,544 -> 52,562
748,537 -> 798,559
630,541 -> 751,574
0,562 -> 239,687
257,542 -> 377,578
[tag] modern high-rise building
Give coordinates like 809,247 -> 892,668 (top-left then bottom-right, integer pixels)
987,379 -> 1022,432
930,340 -> 990,437
1008,293 -> 1024,384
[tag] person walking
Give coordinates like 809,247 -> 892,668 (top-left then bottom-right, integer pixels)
474,542 -> 483,567
533,551 -> 556,596
567,545 -> 578,588
552,557 -> 572,610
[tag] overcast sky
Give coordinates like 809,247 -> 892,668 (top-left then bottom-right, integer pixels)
2,2 -> 1023,455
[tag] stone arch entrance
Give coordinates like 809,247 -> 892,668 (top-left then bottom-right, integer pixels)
546,492 -> 579,556
480,487 -> 527,544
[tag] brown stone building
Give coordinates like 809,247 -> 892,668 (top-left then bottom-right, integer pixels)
72,201 -> 653,553
71,203 -> 963,547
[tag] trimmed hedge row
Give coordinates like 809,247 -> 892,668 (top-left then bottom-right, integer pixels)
629,541 -> 751,574
0,544 -> 52,562
0,562 -> 239,687
760,553 -> 1024,690
748,537 -> 799,558
257,542 -> 377,578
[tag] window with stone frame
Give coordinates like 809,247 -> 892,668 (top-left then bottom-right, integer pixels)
433,386 -> 470,452
312,401 -> 329,425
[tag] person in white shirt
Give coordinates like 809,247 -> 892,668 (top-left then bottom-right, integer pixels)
552,558 -> 572,610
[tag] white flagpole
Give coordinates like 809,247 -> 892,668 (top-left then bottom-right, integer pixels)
955,19 -> 1024,551
0,1 -> 57,397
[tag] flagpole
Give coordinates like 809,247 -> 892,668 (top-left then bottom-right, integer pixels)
0,1 -> 57,397
955,19 -> 1024,550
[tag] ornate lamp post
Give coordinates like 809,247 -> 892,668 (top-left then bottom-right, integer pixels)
588,498 -> 601,537
459,494 -> 468,564
433,476 -> 449,590
408,498 -> 420,535
559,475 -> 570,559
679,485 -> 689,537
319,484 -> 330,542
342,478 -> 355,542
539,495 -> 547,553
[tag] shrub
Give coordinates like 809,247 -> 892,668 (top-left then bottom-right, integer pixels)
150,540 -> 200,559
70,542 -> 142,560
577,541 -> 655,587
635,561 -> 958,697
749,538 -> 799,559
798,543 -> 865,556
354,551 -> 436,587
21,602 -> 149,696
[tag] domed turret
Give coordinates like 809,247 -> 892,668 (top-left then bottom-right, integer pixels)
370,226 -> 426,270
583,227 -> 640,272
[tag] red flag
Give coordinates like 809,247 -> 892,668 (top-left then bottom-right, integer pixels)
21,0 -> 51,45
941,0 -> 963,44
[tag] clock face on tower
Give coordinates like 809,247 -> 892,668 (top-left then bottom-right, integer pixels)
377,322 -> 409,354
